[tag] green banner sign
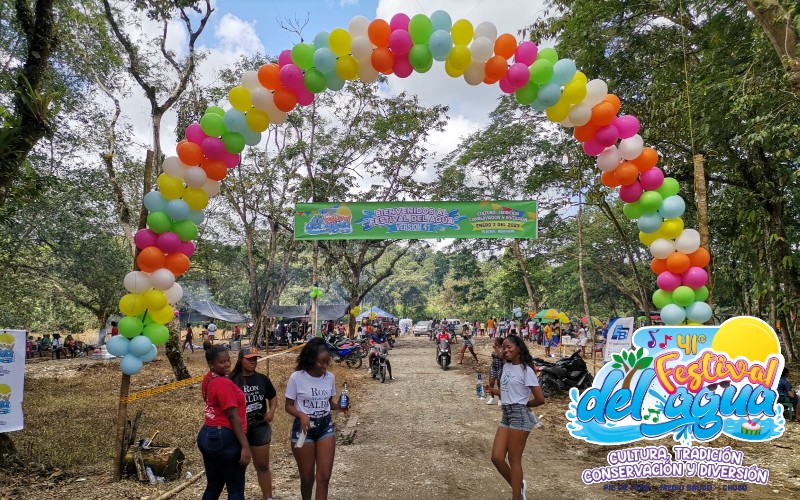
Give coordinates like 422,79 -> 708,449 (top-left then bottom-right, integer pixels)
294,201 -> 538,240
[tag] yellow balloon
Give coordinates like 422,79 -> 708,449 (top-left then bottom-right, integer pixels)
562,80 -> 587,104
120,293 -> 147,316
157,173 -> 185,200
445,57 -> 465,77
369,311 -> 376,320
659,218 -> 685,239
335,54 -> 359,80
546,100 -> 571,122
639,231 -> 659,246
328,28 -> 352,56
449,44 -> 471,70
183,187 -> 209,209
571,70 -> 588,85
143,289 -> 168,311
451,19 -> 474,45
228,86 -> 252,112
245,108 -> 270,132
150,304 -> 175,325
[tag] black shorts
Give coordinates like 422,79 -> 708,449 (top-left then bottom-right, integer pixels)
247,420 -> 272,446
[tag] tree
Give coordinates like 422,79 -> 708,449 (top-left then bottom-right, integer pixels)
745,0 -> 800,95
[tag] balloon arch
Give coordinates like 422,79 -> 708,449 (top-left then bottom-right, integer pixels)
108,11 -> 712,375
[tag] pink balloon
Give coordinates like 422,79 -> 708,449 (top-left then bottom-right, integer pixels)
507,63 -> 530,88
619,181 -> 643,203
178,241 -> 195,257
498,77 -> 516,94
157,232 -> 182,254
185,123 -> 207,144
594,124 -> 620,148
583,139 -> 605,156
278,49 -> 293,67
388,30 -> 413,56
390,13 -> 410,31
296,86 -> 315,106
640,167 -> 665,190
657,271 -> 682,292
222,152 -> 240,169
201,137 -> 226,160
682,267 -> 708,288
393,54 -> 413,78
515,41 -> 538,65
134,229 -> 158,250
279,64 -> 304,90
613,115 -> 640,139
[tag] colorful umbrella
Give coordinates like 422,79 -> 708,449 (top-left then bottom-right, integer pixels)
581,316 -> 602,326
558,312 -> 571,324
533,309 -> 560,322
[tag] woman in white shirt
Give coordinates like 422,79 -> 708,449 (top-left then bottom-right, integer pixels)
484,335 -> 545,500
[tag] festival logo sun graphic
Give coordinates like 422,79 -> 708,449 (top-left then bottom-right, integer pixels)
568,317 -> 786,488
0,332 -> 15,363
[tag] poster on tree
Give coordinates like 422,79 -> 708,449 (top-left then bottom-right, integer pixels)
0,330 -> 26,432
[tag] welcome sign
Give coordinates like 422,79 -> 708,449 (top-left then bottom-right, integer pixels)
294,201 -> 537,240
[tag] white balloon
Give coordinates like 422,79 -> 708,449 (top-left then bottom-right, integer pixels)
124,271 -> 151,294
619,134 -> 644,160
597,146 -> 622,172
263,95 -> 286,125
675,229 -> 701,254
251,88 -> 273,111
149,268 -> 176,291
474,21 -> 497,41
348,15 -> 370,37
470,37 -> 494,62
184,166 -> 207,189
584,79 -> 608,107
650,238 -> 676,259
559,116 -> 574,128
357,61 -> 379,83
241,70 -> 260,91
568,102 -> 592,126
202,180 -> 221,197
464,61 -> 485,85
350,35 -> 374,61
162,156 -> 187,179
165,282 -> 183,304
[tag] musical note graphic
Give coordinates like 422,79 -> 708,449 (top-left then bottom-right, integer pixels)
658,335 -> 673,349
643,408 -> 661,423
647,330 -> 657,348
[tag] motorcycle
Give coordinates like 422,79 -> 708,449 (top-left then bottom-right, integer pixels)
436,340 -> 451,370
538,351 -> 593,397
370,346 -> 389,383
326,333 -> 369,359
327,342 -> 362,369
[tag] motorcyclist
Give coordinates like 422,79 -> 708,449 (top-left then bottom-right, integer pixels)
367,327 -> 393,380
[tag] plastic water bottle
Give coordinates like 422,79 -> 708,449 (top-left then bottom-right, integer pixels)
146,466 -> 156,485
339,382 -> 349,410
477,373 -> 485,399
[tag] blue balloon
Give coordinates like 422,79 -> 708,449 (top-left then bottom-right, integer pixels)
530,98 -> 548,112
313,31 -> 330,49
143,191 -> 167,212
637,212 -> 663,233
166,199 -> 190,221
241,127 -> 261,146
658,195 -> 686,219
429,30 -> 453,62
223,109 -> 247,134
140,345 -> 158,362
129,335 -> 154,358
685,301 -> 712,323
313,48 -> 336,74
187,208 -> 205,225
120,353 -> 144,376
552,59 -> 577,86
660,304 -> 687,326
325,71 -> 345,91
106,335 -> 130,357
537,83 -> 562,107
430,10 -> 452,31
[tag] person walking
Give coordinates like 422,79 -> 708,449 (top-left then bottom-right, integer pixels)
208,321 -> 218,343
458,321 -> 479,365
484,335 -> 545,500
230,347 -> 278,500
197,345 -> 251,500
285,338 -> 348,500
543,322 -> 554,357
184,323 -> 194,353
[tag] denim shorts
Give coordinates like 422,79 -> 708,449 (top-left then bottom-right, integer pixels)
291,414 -> 335,444
247,420 -> 272,446
500,403 -> 537,431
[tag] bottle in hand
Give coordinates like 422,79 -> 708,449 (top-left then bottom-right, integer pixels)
339,382 -> 349,410
476,373 -> 485,399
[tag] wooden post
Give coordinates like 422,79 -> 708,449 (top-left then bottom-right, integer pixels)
113,374 -> 131,480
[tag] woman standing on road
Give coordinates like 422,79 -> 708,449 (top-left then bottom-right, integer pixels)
485,335 -> 545,500
458,320 -> 479,365
485,337 -> 504,406
285,338 -> 348,500
230,347 -> 278,500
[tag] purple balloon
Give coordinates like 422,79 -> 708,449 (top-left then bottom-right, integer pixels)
683,267 -> 708,288
388,30 -> 413,56
201,137 -> 226,160
583,139 -> 605,157
296,86 -> 315,106
222,152 -> 240,169
498,77 -> 516,94
515,41 -> 538,66
657,271 -> 682,292
278,49 -> 293,67
178,241 -> 195,257
134,229 -> 158,250
640,167 -> 665,190
390,13 -> 410,31
157,232 -> 182,254
594,124 -> 620,148
279,64 -> 304,90
507,63 -> 530,88
613,115 -> 640,139
619,181 -> 643,203
185,123 -> 207,144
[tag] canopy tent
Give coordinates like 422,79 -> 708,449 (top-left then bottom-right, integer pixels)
356,306 -> 396,320
317,304 -> 348,321
265,305 -> 308,319
186,300 -> 248,323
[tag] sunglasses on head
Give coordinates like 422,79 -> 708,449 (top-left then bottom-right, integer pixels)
707,381 -> 731,391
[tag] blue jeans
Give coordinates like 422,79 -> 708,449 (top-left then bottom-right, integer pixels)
197,425 -> 246,500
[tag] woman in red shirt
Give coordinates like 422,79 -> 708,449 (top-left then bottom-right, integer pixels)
198,345 -> 251,500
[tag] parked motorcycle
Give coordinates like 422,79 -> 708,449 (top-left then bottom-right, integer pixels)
327,342 -> 362,369
436,340 -> 451,370
538,351 -> 593,397
370,346 -> 389,383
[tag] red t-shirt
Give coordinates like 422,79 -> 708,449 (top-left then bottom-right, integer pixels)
111,326 -> 119,336
437,331 -> 451,342
201,372 -> 247,431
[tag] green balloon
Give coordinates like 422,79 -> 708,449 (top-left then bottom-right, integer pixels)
418,58 -> 434,73
694,285 -> 709,302
291,43 -> 315,70
408,14 -> 433,44
657,177 -> 680,198
537,47 -> 559,64
652,289 -> 674,309
304,68 -> 327,93
222,131 -> 245,154
529,59 -> 554,85
119,316 -> 143,339
205,106 -> 225,117
639,191 -> 664,213
672,286 -> 696,307
172,220 -> 198,241
147,211 -> 172,234
200,113 -> 226,137
515,82 -> 538,105
409,44 -> 433,70
622,200 -> 645,220
143,323 -> 169,346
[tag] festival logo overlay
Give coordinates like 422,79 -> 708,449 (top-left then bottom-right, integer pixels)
468,202 -> 536,235
356,207 -> 466,234
0,383 -> 12,414
0,333 -> 15,364
301,205 -> 353,237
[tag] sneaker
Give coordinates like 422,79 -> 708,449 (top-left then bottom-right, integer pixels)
522,479 -> 527,498
486,396 -> 494,405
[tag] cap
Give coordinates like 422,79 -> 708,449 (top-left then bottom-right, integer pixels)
241,346 -> 260,359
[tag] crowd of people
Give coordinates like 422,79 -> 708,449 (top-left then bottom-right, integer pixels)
25,333 -> 87,359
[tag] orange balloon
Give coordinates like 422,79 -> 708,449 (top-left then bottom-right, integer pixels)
371,47 -> 395,74
483,75 -> 498,85
613,161 -> 639,186
201,158 -> 227,181
632,147 -> 659,173
603,94 -> 621,114
494,34 -> 517,59
164,252 -> 190,276
176,140 -> 202,166
601,169 -> 620,188
484,55 -> 508,81
666,252 -> 691,274
590,101 -> 616,127
651,258 -> 668,275
137,247 -> 166,273
688,247 -> 711,268
574,123 -> 596,143
257,63 -> 281,91
273,87 -> 297,113
368,19 -> 391,48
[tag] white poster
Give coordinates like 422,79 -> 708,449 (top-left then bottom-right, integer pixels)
0,330 -> 26,432
604,317 -> 634,363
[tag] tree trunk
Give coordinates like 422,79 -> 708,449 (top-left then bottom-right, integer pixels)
123,446 -> 185,479
745,0 -> 800,96
510,240 -> 539,311
692,153 -> 713,308
577,192 -> 595,338
165,315 -> 190,381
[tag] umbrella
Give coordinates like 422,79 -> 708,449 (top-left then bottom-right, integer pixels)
581,316 -> 602,327
558,312 -> 571,324
533,309 -> 560,322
